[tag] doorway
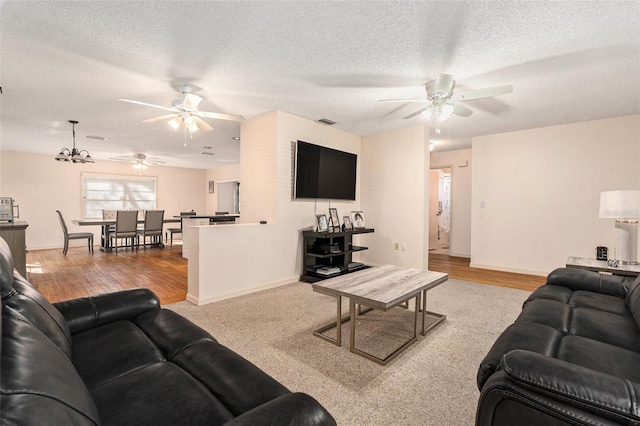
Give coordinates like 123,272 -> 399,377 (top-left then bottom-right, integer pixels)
429,168 -> 451,254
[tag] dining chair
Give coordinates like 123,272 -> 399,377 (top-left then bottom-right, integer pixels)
165,210 -> 196,246
56,210 -> 94,255
110,210 -> 138,253
138,210 -> 164,249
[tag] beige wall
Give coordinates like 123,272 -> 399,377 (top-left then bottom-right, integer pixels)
361,125 -> 430,269
431,149 -> 472,257
205,164 -> 241,215
0,151 -> 206,250
471,114 -> 640,275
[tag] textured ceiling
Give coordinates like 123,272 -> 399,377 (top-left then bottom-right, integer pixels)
1,1 -> 639,169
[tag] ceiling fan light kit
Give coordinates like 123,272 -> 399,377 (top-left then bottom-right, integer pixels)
380,74 -> 513,135
54,120 -> 95,164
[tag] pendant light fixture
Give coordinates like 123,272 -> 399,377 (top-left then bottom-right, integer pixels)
55,120 -> 95,163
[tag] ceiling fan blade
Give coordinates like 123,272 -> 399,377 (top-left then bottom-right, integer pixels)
118,99 -> 176,112
403,105 -> 431,119
193,116 -> 214,132
182,93 -> 203,110
142,113 -> 179,123
378,99 -> 427,103
434,74 -> 455,96
451,85 -> 513,102
452,103 -> 473,117
196,111 -> 245,122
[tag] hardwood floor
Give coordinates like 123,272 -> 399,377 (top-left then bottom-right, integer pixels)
428,253 -> 546,292
25,246 -> 547,306
26,244 -> 188,304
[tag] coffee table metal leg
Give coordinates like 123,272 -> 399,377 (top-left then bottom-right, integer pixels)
421,290 -> 447,336
313,295 -> 350,346
349,295 -> 420,366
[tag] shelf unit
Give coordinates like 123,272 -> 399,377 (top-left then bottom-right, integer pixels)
300,228 -> 374,282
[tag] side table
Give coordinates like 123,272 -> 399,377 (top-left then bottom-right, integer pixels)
566,256 -> 640,277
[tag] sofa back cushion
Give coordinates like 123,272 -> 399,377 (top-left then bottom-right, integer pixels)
0,236 -> 73,358
1,305 -> 101,425
625,274 -> 640,329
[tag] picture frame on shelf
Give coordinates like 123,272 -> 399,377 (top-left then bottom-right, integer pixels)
315,214 -> 329,232
351,211 -> 365,228
328,207 -> 340,231
343,216 -> 353,230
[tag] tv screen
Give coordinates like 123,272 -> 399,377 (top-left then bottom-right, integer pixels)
294,140 -> 357,200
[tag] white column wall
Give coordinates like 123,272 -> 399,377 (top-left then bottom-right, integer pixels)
361,125 -> 430,269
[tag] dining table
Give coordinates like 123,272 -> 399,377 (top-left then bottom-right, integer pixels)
72,218 -> 181,252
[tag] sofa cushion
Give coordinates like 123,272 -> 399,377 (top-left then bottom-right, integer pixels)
134,308 -> 217,359
173,341 -> 291,416
569,307 -> 640,352
557,335 -> 640,383
71,320 -> 164,389
625,275 -> 640,329
517,299 -> 571,333
3,271 -> 73,358
569,290 -> 629,315
524,284 -> 572,305
91,362 -> 233,426
477,321 -> 564,390
1,306 -> 100,426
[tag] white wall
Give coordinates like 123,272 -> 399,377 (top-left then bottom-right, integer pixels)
205,164 -> 240,215
431,149 -> 472,257
471,114 -> 640,275
0,151 -> 206,249
361,125 -> 430,269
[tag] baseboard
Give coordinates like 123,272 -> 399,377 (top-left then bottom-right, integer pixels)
469,262 -> 547,277
186,275 -> 299,306
448,252 -> 470,259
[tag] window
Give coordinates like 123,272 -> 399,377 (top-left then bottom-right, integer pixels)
82,173 -> 157,219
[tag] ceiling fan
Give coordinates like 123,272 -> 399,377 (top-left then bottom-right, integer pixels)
119,85 -> 245,133
109,153 -> 166,170
379,74 -> 513,134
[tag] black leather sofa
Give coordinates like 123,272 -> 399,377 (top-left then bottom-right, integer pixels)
0,237 -> 335,426
476,267 -> 640,426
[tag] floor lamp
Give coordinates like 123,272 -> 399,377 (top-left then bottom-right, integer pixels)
599,190 -> 640,265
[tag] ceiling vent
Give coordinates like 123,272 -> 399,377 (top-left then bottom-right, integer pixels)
317,118 -> 337,126
200,151 -> 216,156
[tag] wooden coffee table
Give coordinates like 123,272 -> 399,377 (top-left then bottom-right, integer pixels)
312,265 -> 448,365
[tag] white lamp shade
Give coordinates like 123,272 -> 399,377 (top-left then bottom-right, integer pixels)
599,190 -> 640,219
439,103 -> 454,121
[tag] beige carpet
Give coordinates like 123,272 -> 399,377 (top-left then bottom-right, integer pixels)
167,279 -> 531,425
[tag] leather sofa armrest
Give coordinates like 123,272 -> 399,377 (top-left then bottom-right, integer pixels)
501,350 -> 640,421
54,288 -> 160,334
224,393 -> 336,426
546,268 -> 633,297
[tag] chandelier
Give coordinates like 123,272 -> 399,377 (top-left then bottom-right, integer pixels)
55,120 -> 95,163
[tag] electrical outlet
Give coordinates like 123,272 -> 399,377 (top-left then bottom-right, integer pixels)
401,243 -> 407,251
394,243 -> 399,250
480,201 -> 486,208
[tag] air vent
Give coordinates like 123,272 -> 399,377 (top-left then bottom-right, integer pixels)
317,118 -> 337,126
201,151 -> 216,156
85,135 -> 107,141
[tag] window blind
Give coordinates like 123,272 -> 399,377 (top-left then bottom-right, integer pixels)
82,173 -> 157,219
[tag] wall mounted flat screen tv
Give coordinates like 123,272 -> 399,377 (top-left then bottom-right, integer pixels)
294,140 -> 357,201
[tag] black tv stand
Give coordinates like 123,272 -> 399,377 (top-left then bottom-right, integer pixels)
300,228 -> 374,282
